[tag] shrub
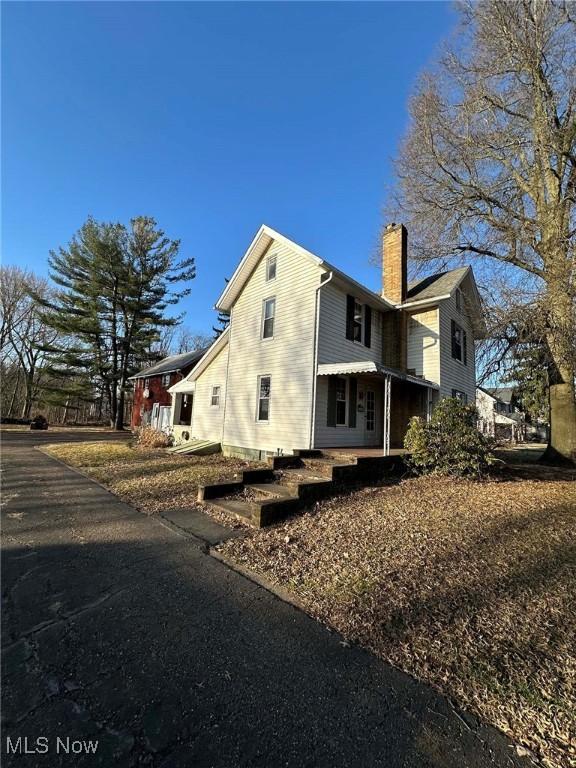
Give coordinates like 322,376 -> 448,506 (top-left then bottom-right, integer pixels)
404,398 -> 496,478
135,426 -> 172,449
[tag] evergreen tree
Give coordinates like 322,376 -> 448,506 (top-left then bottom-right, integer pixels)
213,277 -> 230,338
39,216 -> 195,429
504,344 -> 550,425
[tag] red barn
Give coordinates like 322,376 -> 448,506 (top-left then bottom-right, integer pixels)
129,349 -> 207,430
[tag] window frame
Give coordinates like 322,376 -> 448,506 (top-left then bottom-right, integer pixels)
210,385 -> 221,408
256,375 -> 271,422
365,389 -> 375,431
335,377 -> 348,427
451,319 -> 467,364
451,389 -> 468,404
261,297 -> 276,340
352,300 -> 363,343
161,373 -> 171,388
266,254 -> 277,282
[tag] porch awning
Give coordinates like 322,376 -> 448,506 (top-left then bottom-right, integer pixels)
168,379 -> 196,395
316,361 -> 439,390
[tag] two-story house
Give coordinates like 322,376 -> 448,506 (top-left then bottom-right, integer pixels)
129,348 -> 206,430
169,224 -> 484,458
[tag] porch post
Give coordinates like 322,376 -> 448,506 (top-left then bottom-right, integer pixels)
383,374 -> 391,456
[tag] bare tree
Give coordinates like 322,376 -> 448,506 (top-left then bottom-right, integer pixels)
391,0 -> 576,463
1,269 -> 61,419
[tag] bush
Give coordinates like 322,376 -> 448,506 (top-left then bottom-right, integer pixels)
404,398 -> 495,478
135,426 -> 172,449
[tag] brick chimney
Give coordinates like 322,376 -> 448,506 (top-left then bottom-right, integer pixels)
382,223 -> 407,304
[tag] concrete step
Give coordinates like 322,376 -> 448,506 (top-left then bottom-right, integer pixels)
206,498 -> 253,521
247,482 -> 295,499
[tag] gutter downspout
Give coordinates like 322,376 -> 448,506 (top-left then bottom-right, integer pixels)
309,272 -> 334,449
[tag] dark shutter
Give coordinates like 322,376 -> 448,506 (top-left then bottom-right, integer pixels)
451,319 -> 457,358
346,294 -> 355,340
463,330 -> 468,365
327,378 -> 338,427
348,377 -> 357,428
364,305 -> 372,348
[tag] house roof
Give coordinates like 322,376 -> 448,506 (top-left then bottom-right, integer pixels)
406,267 -> 470,302
168,328 -> 230,392
215,224 -> 396,313
485,386 -> 515,404
129,348 -> 208,380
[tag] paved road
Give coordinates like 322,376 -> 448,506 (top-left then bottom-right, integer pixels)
1,431 -> 532,768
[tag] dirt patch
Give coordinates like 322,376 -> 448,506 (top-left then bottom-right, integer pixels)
219,473 -> 576,768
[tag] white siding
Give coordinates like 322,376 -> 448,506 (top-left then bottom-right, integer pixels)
191,345 -> 229,442
438,296 -> 476,401
314,375 -> 383,448
317,283 -> 383,365
222,240 -> 322,453
407,308 -> 440,384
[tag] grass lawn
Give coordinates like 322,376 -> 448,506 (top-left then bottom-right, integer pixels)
219,467 -> 576,768
43,441 -> 260,518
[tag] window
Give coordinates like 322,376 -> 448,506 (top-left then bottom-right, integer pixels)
262,298 -> 276,339
266,254 -> 277,281
452,389 -> 468,403
353,301 -> 363,342
365,390 -> 375,431
451,319 -> 467,364
211,386 -> 221,407
336,377 -> 347,426
345,295 -> 371,347
455,288 -> 462,312
257,376 -> 271,421
144,378 -> 150,389
178,394 -> 193,425
161,373 -> 171,387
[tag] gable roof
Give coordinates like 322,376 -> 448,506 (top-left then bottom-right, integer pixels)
215,224 -> 395,313
129,348 -> 208,380
406,267 -> 470,302
485,386 -> 515,404
169,327 -> 230,390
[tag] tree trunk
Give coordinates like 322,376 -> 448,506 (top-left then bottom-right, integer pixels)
21,372 -> 35,419
7,368 -> 21,417
114,387 -> 125,430
542,374 -> 576,465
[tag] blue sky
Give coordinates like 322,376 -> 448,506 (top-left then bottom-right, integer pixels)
2,1 -> 455,336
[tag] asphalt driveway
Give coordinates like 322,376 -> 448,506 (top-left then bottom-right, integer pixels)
1,430 -> 532,767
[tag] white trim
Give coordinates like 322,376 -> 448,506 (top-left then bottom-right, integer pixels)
256,374 -> 271,423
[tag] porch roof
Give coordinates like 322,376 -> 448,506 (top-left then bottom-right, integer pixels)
316,361 -> 439,390
168,379 -> 196,394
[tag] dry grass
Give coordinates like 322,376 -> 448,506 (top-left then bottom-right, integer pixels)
220,471 -> 576,768
43,441 -> 260,520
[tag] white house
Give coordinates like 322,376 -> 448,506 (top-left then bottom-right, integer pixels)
476,386 -> 527,442
169,223 -> 485,459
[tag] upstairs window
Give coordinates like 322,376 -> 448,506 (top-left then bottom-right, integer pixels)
257,376 -> 271,421
455,288 -> 463,312
211,386 -> 221,407
451,319 -> 467,365
262,297 -> 276,339
345,295 -> 372,347
266,254 -> 277,282
161,373 -> 171,387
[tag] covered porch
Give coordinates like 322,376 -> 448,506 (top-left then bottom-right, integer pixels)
315,361 -> 439,456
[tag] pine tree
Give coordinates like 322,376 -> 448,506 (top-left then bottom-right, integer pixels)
212,277 -> 230,338
505,344 -> 550,425
39,216 -> 195,429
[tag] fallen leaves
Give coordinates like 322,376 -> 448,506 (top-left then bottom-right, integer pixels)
220,473 -> 576,768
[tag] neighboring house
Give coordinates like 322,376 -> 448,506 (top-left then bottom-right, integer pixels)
129,349 -> 207,430
169,223 -> 485,458
476,386 -> 527,442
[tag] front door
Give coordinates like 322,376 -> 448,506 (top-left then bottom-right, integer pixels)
364,389 -> 376,442
151,402 -> 160,429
